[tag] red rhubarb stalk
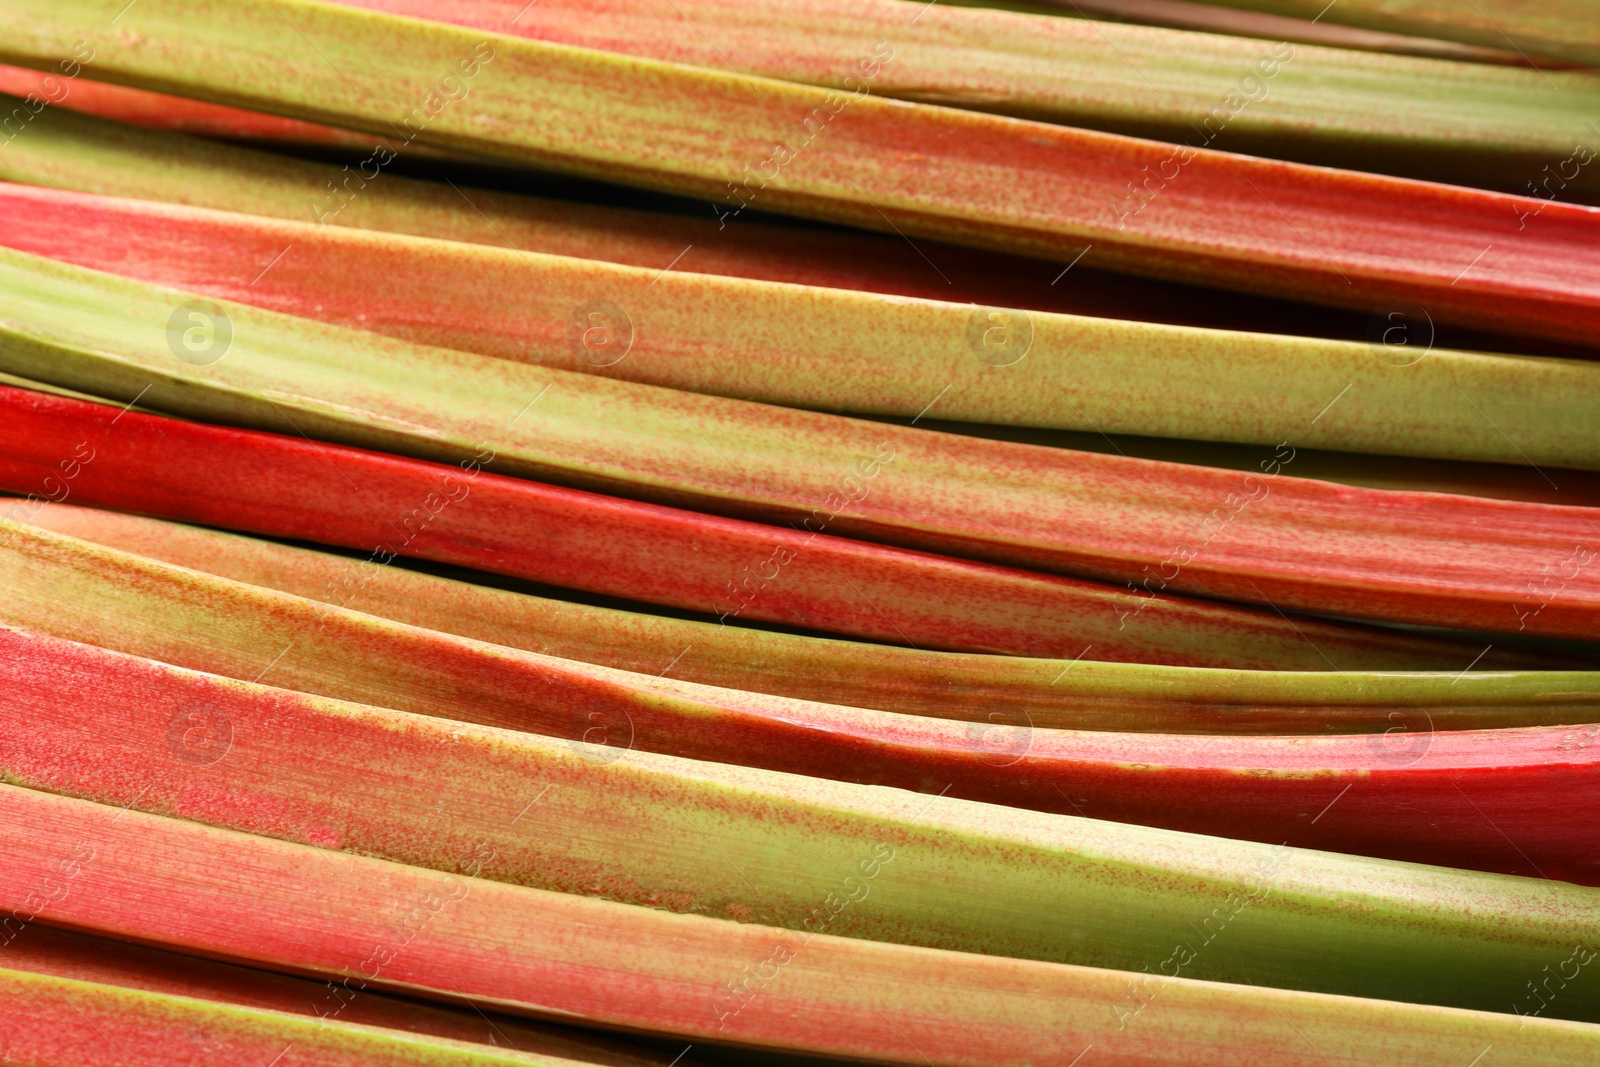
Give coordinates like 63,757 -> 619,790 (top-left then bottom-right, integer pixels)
0,98 -> 1422,345
32,501 -> 1600,733
1,784 -> 1597,1063
3,0 -> 1598,343
4,524 -> 1597,882
0,386 -> 1551,671
0,62 -> 377,149
0,967 -> 609,1066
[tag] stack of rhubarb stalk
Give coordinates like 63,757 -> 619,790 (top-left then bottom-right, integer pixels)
0,0 -> 1596,1063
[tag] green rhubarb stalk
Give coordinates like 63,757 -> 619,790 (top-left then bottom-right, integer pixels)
0,100 -> 760,279
5,625 -> 1600,1020
0,967 -> 593,1067
4,783 -> 1599,1064
8,184 -> 1600,467
1193,0 -> 1600,68
2,247 -> 1598,643
2,0 -> 1598,345
942,419 -> 1600,507
1018,0 -> 1530,63
28,502 -> 1600,735
341,0 -> 1600,193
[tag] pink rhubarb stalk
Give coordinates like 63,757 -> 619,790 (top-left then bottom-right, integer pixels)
0,98 -> 1423,346
0,62 -> 377,149
0,968 -> 608,1066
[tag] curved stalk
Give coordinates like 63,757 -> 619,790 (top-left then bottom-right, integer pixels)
0,967 -> 596,1066
0,97 -> 1384,342
0,927 -> 675,1066
4,521 -> 1598,882
5,388 -> 1487,671
28,501 -> 1600,734
0,62 -> 379,149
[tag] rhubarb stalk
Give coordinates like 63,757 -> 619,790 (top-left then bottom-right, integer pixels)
0,253 -> 1596,640
6,183 -> 1598,466
0,97 -> 1414,343
27,501 -> 1600,734
0,784 -> 1596,1063
4,387 -> 1493,671
0,63 -> 382,150
0,926 -> 677,1066
1029,0 -> 1532,63
0,967 -> 598,1067
338,0 -> 1600,193
1,0 -> 1597,343
1193,0 -> 1600,68
3,522 -> 1597,882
